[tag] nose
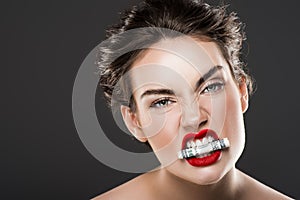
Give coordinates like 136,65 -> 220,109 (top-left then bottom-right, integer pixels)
180,100 -> 207,131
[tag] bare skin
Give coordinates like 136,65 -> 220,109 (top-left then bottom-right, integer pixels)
93,39 -> 294,200
93,168 -> 292,200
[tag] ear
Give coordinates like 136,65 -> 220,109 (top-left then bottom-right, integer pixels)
239,79 -> 249,113
120,105 -> 147,142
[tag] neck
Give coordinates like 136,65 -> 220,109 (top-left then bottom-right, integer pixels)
153,167 -> 242,200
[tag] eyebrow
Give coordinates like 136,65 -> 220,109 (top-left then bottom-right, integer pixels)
195,65 -> 223,90
139,65 -> 223,99
140,89 -> 175,99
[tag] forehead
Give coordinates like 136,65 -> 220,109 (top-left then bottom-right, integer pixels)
127,37 -> 230,92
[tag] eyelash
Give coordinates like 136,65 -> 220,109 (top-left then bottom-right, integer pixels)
200,81 -> 225,94
149,80 -> 225,109
150,97 -> 176,108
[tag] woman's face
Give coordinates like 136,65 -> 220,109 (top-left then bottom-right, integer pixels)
121,37 -> 248,185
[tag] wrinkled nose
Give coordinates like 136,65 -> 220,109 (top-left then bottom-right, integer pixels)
180,101 -> 207,132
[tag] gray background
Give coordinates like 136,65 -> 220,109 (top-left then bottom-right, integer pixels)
2,0 -> 299,199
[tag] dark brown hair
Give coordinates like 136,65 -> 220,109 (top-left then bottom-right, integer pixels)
97,0 -> 254,109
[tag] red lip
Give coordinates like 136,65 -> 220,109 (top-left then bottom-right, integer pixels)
181,129 -> 222,167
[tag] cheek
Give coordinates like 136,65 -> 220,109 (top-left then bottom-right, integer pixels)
224,89 -> 245,133
223,88 -> 246,156
146,107 -> 182,151
139,110 -> 168,139
207,93 -> 227,136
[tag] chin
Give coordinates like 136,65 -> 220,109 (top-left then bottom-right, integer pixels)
167,160 -> 233,186
194,172 -> 224,185
191,166 -> 229,185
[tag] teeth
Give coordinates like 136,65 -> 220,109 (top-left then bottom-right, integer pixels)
186,136 -> 217,148
187,142 -> 191,148
191,141 -> 196,148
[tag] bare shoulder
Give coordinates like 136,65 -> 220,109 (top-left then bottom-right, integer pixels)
238,170 -> 294,200
91,172 -> 155,200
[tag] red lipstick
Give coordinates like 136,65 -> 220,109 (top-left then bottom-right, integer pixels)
181,129 -> 222,167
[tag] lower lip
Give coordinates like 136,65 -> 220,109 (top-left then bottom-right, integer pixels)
182,129 -> 222,167
186,151 -> 221,167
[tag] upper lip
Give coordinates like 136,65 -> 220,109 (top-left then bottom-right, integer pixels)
181,129 -> 219,150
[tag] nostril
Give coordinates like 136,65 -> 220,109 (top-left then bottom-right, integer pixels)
199,120 -> 208,128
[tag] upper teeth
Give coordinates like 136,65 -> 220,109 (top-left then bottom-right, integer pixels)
187,136 -> 214,148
